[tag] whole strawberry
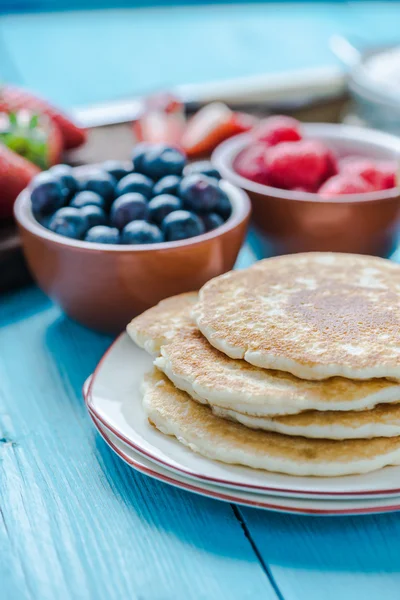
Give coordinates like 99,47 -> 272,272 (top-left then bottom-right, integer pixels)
0,84 -> 86,150
253,115 -> 302,146
0,111 -> 63,169
0,143 -> 40,218
265,140 -> 331,190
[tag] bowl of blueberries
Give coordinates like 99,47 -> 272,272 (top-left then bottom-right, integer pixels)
15,143 -> 251,333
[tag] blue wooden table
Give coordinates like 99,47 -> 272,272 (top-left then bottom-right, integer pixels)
2,3 -> 400,598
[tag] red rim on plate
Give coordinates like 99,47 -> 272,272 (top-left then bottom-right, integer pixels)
86,335 -> 400,498
89,410 -> 400,516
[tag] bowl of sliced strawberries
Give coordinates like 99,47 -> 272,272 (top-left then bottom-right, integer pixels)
212,116 -> 400,257
0,84 -> 86,219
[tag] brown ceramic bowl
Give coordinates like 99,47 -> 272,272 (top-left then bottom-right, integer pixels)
212,123 -> 400,257
14,180 -> 250,334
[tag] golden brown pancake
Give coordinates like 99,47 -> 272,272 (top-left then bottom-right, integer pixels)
193,253 -> 400,380
142,369 -> 400,477
128,292 -> 400,417
127,292 -> 197,355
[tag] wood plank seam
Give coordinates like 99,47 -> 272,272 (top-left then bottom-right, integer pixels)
231,505 -> 285,600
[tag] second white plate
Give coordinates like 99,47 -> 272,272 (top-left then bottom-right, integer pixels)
90,412 -> 400,516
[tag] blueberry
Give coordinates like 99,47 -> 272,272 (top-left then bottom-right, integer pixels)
80,205 -> 107,228
102,160 -> 132,181
121,220 -> 164,244
70,191 -> 106,210
215,187 -> 232,220
31,172 -> 66,216
141,146 -> 186,180
179,174 -> 221,212
85,225 -> 120,244
148,194 -> 182,225
115,173 -> 154,199
183,161 -> 221,180
162,210 -> 205,242
36,214 -> 51,229
131,142 -> 152,172
81,170 -> 116,204
110,193 -> 149,229
152,175 -> 181,197
201,212 -> 224,232
50,164 -> 79,198
48,207 -> 88,239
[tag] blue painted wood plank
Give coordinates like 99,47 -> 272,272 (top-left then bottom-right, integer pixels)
238,508 -> 400,600
0,3 -> 350,108
0,286 -> 274,600
0,25 -> 23,83
3,2 -> 400,110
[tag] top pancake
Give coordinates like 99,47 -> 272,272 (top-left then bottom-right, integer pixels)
193,253 -> 400,380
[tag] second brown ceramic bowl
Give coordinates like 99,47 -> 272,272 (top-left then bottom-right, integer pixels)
212,124 -> 400,257
15,180 -> 250,333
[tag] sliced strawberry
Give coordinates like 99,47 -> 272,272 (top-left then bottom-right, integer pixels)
133,93 -> 186,148
231,111 -> 258,133
181,102 -> 253,158
0,144 -> 40,218
133,110 -> 185,147
0,85 -> 86,150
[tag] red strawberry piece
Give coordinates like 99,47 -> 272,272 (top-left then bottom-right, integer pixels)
231,111 -> 258,133
0,144 -> 40,218
318,174 -> 373,198
233,142 -> 270,184
47,120 -> 63,166
339,157 -> 389,190
0,85 -> 86,150
133,92 -> 186,147
145,92 -> 184,115
325,149 -> 338,178
253,115 -> 302,146
265,140 -> 330,190
375,160 -> 397,189
181,102 -> 253,158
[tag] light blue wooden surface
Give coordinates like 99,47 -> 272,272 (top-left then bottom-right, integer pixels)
2,3 -> 400,598
2,244 -> 400,600
0,2 -> 400,109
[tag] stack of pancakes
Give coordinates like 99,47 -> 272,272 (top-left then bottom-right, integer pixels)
127,253 -> 400,477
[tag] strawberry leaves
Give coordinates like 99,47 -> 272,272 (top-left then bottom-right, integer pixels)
0,110 -> 49,169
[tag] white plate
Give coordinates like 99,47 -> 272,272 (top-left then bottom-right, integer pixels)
90,411 -> 400,516
87,335 -> 400,500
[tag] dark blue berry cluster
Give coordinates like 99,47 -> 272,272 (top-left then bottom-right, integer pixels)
30,144 -> 232,245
